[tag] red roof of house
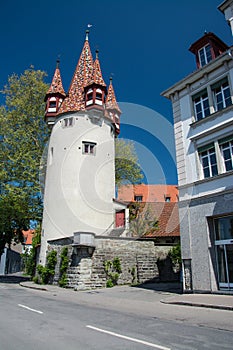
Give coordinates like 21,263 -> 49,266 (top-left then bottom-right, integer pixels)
22,229 -> 35,245
143,202 -> 180,238
118,184 -> 179,203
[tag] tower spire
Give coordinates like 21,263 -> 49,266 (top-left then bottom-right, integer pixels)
106,77 -> 121,113
105,77 -> 121,134
58,31 -> 94,114
84,49 -> 107,109
44,60 -> 66,126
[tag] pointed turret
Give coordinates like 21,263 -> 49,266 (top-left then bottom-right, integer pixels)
58,30 -> 94,115
44,59 -> 66,126
84,49 -> 107,109
106,77 -> 121,134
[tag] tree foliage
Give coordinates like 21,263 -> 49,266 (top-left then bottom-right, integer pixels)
0,67 -> 49,256
115,139 -> 143,186
129,203 -> 159,237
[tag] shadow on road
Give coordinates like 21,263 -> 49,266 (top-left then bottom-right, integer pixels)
0,273 -> 30,284
133,281 -> 183,294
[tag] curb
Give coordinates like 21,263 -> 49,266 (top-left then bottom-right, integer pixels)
19,282 -> 48,291
160,299 -> 233,311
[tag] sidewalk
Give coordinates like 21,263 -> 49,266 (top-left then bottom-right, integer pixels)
19,280 -> 233,311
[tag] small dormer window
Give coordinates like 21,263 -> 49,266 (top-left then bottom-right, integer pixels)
87,93 -> 93,101
49,100 -> 56,108
96,92 -> 102,100
134,195 -> 143,202
198,44 -> 212,67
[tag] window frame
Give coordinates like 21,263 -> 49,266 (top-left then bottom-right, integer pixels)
198,144 -> 218,179
219,137 -> 233,172
212,79 -> 232,112
198,44 -> 212,67
82,141 -> 96,155
193,90 -> 210,121
134,195 -> 143,202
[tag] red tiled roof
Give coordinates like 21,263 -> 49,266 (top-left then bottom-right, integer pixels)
58,33 -> 93,114
22,229 -> 35,245
118,184 -> 179,203
46,62 -> 66,96
143,202 -> 180,238
86,51 -> 106,87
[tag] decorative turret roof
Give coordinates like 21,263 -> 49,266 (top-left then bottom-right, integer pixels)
86,50 -> 106,87
46,60 -> 66,97
106,78 -> 121,113
58,30 -> 94,114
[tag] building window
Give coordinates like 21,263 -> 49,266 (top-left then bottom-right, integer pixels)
134,195 -> 143,202
219,136 -> 233,172
82,142 -> 96,155
49,101 -> 56,108
214,215 -> 233,241
165,196 -> 171,202
198,44 -> 212,67
63,117 -> 74,127
199,144 -> 218,178
193,90 -> 210,121
212,79 -> 232,112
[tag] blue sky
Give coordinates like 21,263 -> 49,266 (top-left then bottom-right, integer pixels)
1,0 -> 232,185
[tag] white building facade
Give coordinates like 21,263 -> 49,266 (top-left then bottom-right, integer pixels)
40,32 -> 128,265
162,3 -> 233,292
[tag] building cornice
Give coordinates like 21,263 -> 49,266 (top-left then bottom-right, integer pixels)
161,49 -> 233,99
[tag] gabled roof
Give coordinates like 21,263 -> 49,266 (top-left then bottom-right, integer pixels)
105,78 -> 121,113
46,60 -> 66,97
58,31 -> 94,114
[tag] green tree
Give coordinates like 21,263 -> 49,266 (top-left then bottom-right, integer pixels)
0,67 -> 49,257
115,139 -> 143,186
129,203 -> 159,237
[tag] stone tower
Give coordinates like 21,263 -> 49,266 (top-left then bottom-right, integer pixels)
40,31 -> 126,265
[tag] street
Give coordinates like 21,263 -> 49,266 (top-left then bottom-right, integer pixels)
0,281 -> 233,350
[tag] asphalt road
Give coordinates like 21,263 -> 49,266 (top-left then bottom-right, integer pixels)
0,282 -> 233,350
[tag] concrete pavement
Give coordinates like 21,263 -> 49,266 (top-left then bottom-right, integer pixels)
19,280 -> 233,311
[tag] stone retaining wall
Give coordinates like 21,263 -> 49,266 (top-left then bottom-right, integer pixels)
47,237 -> 179,290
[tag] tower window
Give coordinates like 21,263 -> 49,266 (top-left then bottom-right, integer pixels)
49,101 -> 56,108
82,142 -> 96,155
198,44 -> 212,67
96,92 -> 102,100
165,196 -> 171,202
87,92 -> 93,101
63,117 -> 74,127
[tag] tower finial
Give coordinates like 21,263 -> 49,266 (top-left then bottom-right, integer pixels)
85,29 -> 89,41
56,59 -> 60,69
95,49 -> 99,59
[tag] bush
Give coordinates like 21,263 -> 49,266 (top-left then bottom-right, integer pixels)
104,257 -> 122,288
168,244 -> 182,266
58,247 -> 69,288
37,250 -> 57,284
